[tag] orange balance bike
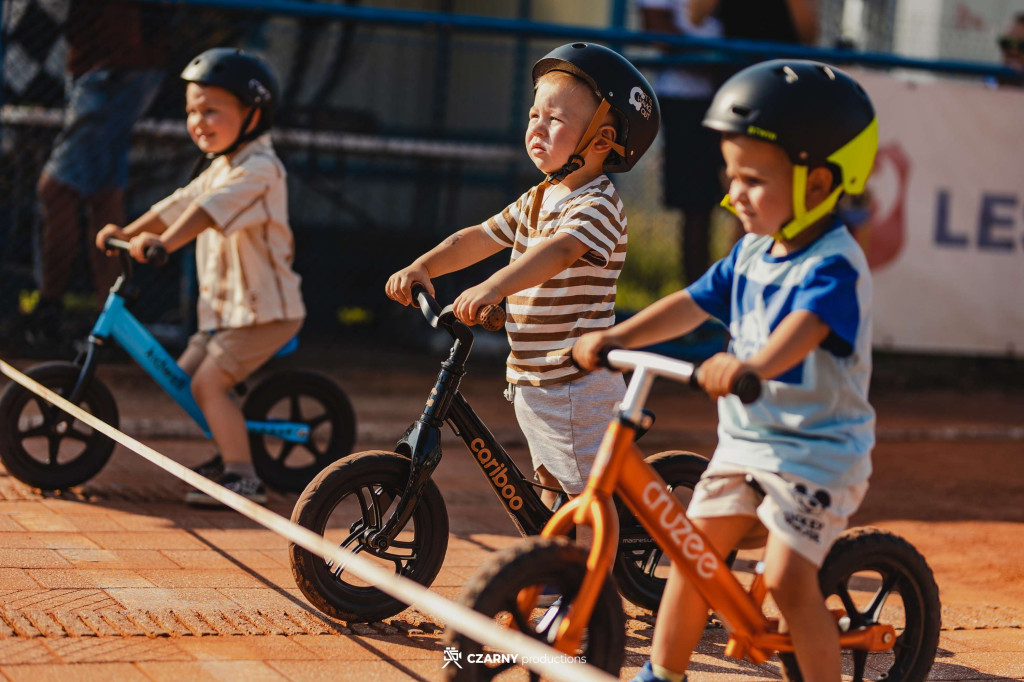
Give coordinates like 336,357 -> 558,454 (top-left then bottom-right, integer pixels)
446,349 -> 941,681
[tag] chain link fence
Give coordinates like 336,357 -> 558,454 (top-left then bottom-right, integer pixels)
1,0 -> 1018,359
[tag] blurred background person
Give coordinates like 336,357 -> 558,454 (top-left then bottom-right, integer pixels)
996,11 -> 1024,85
689,0 -> 819,46
25,0 -> 167,350
638,0 -> 724,285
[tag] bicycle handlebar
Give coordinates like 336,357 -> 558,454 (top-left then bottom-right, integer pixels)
598,347 -> 762,404
410,285 -> 506,332
104,238 -> 169,267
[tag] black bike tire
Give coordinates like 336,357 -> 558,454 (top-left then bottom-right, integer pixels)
289,450 -> 449,622
444,536 -> 625,681
778,527 -> 941,682
612,450 -> 710,610
243,369 -> 356,493
0,362 -> 118,489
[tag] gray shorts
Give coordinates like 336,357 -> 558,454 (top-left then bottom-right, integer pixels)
512,370 -> 625,495
689,465 -> 869,566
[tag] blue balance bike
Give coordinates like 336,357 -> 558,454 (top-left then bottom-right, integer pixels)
0,240 -> 355,492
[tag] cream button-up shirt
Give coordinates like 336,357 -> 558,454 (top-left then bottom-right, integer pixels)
151,135 -> 305,330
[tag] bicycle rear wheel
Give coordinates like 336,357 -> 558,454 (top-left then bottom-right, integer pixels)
612,450 -> 709,610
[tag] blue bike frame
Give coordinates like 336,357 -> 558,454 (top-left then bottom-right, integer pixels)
89,291 -> 310,444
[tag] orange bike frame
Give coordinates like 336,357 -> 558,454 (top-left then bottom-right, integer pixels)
539,418 -> 896,664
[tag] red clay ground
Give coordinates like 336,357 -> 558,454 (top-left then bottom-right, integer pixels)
0,345 -> 1022,680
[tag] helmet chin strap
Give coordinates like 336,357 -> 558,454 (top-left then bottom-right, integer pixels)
527,99 -> 625,229
718,165 -> 844,243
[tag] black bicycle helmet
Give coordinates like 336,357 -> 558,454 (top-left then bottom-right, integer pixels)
703,59 -> 878,240
181,48 -> 280,158
533,42 -> 660,173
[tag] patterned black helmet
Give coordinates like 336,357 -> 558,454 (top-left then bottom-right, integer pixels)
533,43 -> 660,172
181,48 -> 279,130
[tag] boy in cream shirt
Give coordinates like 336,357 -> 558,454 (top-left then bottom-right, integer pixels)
97,49 -> 303,505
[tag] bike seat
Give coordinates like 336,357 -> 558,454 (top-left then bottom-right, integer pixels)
274,335 -> 299,358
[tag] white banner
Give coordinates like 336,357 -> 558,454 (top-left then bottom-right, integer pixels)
849,69 -> 1024,357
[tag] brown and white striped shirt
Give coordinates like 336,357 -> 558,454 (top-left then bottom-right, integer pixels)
151,135 -> 305,331
483,175 -> 627,386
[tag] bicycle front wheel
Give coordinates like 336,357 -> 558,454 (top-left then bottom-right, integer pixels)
445,536 -> 624,681
288,450 -> 448,622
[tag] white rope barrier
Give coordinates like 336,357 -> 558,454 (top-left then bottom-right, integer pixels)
0,358 -> 615,682
0,105 -> 520,162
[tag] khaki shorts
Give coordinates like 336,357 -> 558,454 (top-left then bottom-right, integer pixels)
179,319 -> 304,384
688,465 -> 869,566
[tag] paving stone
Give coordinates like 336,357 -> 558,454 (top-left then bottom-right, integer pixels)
0,638 -> 60,664
27,533 -> 100,550
97,609 -> 149,637
83,531 -> 206,551
0,662 -> 152,680
173,635 -> 314,660
135,660 -> 284,682
0,568 -> 40,590
8,513 -> 77,532
168,609 -> 218,637
75,611 -> 120,637
145,609 -> 194,637
22,610 -> 66,637
0,549 -> 69,569
0,608 -> 42,637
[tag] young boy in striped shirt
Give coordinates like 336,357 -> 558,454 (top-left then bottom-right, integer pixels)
387,43 -> 659,504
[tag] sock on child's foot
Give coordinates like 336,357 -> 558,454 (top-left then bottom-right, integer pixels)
652,664 -> 686,682
223,461 -> 257,478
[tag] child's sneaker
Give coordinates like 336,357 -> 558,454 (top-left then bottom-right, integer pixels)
185,472 -> 267,506
632,662 -> 686,682
190,453 -> 225,479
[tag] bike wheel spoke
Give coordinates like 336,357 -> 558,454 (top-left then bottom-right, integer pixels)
301,440 -> 324,460
276,441 -> 297,464
865,572 -> 899,622
306,412 -> 329,429
289,394 -> 303,421
836,580 -> 867,629
641,547 -> 664,576
47,434 -> 62,466
21,423 -> 48,439
66,425 -> 92,443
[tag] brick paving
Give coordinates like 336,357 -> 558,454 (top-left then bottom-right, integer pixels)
1,352 -> 1023,680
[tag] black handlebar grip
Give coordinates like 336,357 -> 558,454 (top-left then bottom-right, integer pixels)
145,243 -> 168,267
732,372 -> 762,404
596,345 -> 623,370
477,304 -> 506,332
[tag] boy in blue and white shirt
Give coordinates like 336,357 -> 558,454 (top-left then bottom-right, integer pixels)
574,59 -> 879,682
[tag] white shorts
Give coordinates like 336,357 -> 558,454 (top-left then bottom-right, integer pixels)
688,465 -> 869,566
511,370 -> 625,495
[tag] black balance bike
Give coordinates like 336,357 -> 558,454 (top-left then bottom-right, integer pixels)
288,287 -> 711,622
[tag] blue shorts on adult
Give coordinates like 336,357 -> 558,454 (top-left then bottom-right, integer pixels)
43,68 -> 164,195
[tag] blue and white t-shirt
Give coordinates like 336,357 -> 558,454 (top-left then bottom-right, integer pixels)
687,221 -> 875,488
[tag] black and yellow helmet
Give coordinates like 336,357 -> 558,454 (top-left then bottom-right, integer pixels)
703,59 -> 877,240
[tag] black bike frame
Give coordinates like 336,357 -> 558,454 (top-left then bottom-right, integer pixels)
367,291 -> 654,552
